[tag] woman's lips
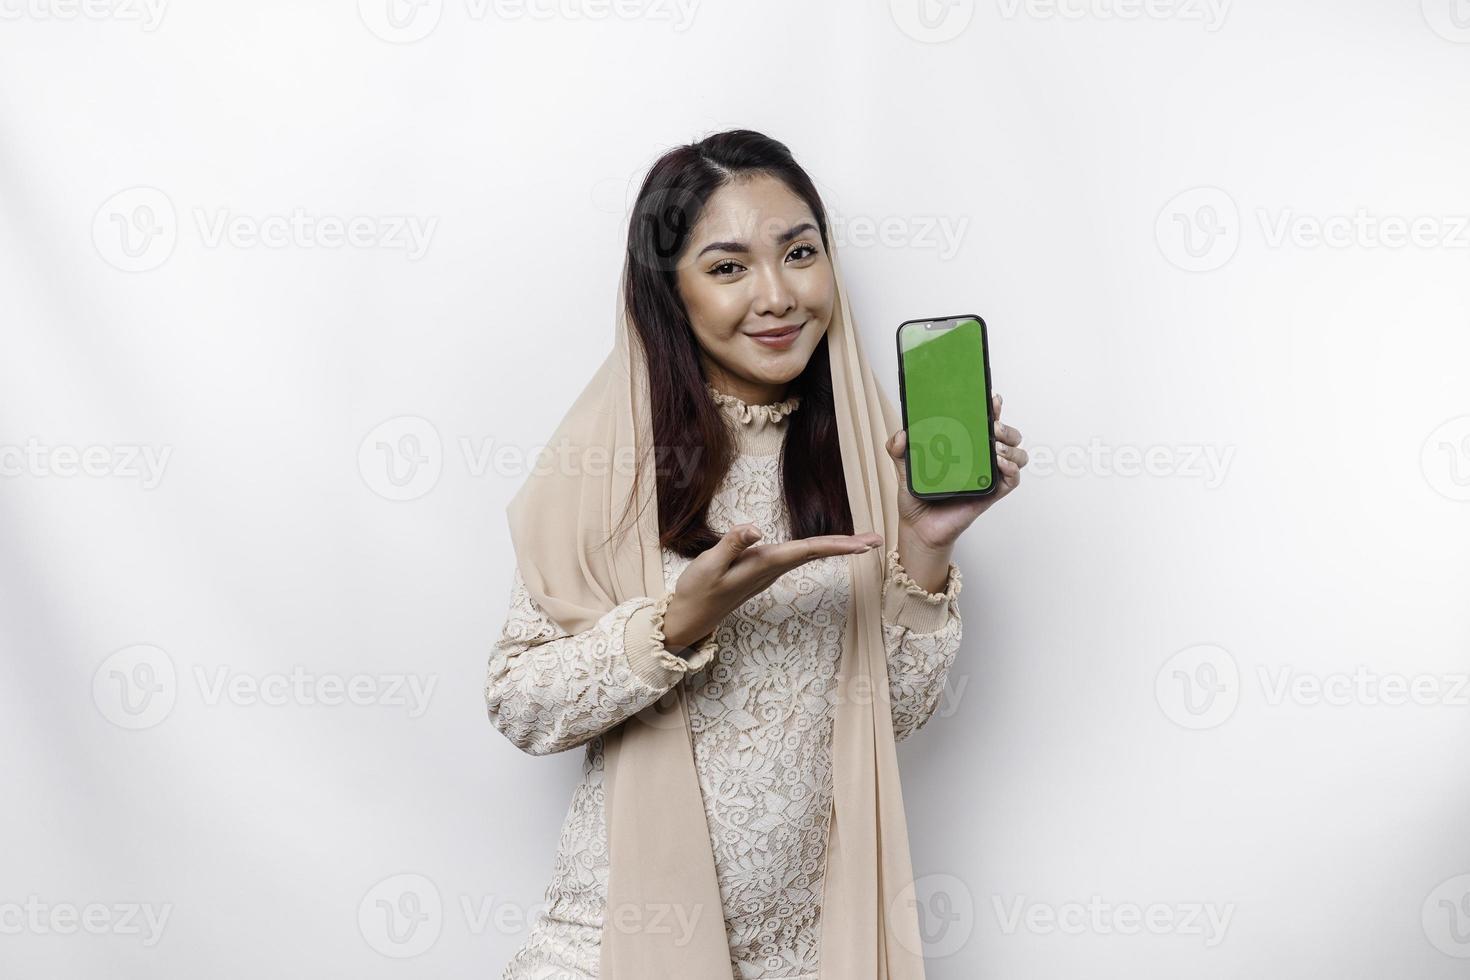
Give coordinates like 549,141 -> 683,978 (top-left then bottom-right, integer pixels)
748,322 -> 803,349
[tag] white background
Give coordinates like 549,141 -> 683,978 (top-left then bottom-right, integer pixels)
2,1 -> 1469,977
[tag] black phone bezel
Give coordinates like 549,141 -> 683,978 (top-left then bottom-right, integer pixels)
895,313 -> 998,501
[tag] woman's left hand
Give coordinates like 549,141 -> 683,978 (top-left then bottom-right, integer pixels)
884,392 -> 1027,551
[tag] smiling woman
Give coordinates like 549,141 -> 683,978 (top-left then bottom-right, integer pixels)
675,197 -> 833,400
487,129 -> 1023,980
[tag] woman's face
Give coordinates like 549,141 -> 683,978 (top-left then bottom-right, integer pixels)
674,174 -> 835,406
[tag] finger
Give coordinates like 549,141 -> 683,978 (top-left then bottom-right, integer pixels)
886,428 -> 907,461
996,456 -> 1021,486
992,392 -> 1003,421
887,429 -> 912,488
718,523 -> 763,564
764,534 -> 883,569
994,420 -> 1022,446
997,443 -> 1029,468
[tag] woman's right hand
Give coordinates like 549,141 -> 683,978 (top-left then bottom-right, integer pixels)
659,524 -> 883,654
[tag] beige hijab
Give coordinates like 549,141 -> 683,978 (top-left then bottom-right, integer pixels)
505,245 -> 926,978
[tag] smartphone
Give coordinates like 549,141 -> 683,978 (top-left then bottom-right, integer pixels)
895,314 -> 997,500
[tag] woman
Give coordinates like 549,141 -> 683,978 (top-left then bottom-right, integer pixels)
487,129 -> 1027,980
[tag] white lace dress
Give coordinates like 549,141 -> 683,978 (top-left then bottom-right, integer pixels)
487,385 -> 964,980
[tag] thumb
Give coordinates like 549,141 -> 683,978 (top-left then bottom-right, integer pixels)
720,523 -> 763,562
887,428 -> 910,480
886,428 -> 907,461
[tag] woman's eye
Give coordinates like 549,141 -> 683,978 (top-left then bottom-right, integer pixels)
710,246 -> 813,277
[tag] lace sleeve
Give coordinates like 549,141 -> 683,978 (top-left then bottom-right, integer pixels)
485,567 -> 719,756
880,548 -> 964,742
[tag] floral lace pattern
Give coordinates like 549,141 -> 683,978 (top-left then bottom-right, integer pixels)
648,582 -> 722,674
491,388 -> 963,980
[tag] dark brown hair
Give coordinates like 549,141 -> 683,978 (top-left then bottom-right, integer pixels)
615,129 -> 853,559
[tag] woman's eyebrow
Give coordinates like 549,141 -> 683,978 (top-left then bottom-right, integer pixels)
695,222 -> 817,258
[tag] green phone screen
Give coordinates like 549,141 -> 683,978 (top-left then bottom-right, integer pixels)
899,317 -> 993,495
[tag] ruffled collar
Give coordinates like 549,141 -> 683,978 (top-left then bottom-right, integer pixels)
704,381 -> 802,425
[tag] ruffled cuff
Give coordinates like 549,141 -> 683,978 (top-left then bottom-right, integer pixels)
622,587 -> 720,690
882,547 -> 963,634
